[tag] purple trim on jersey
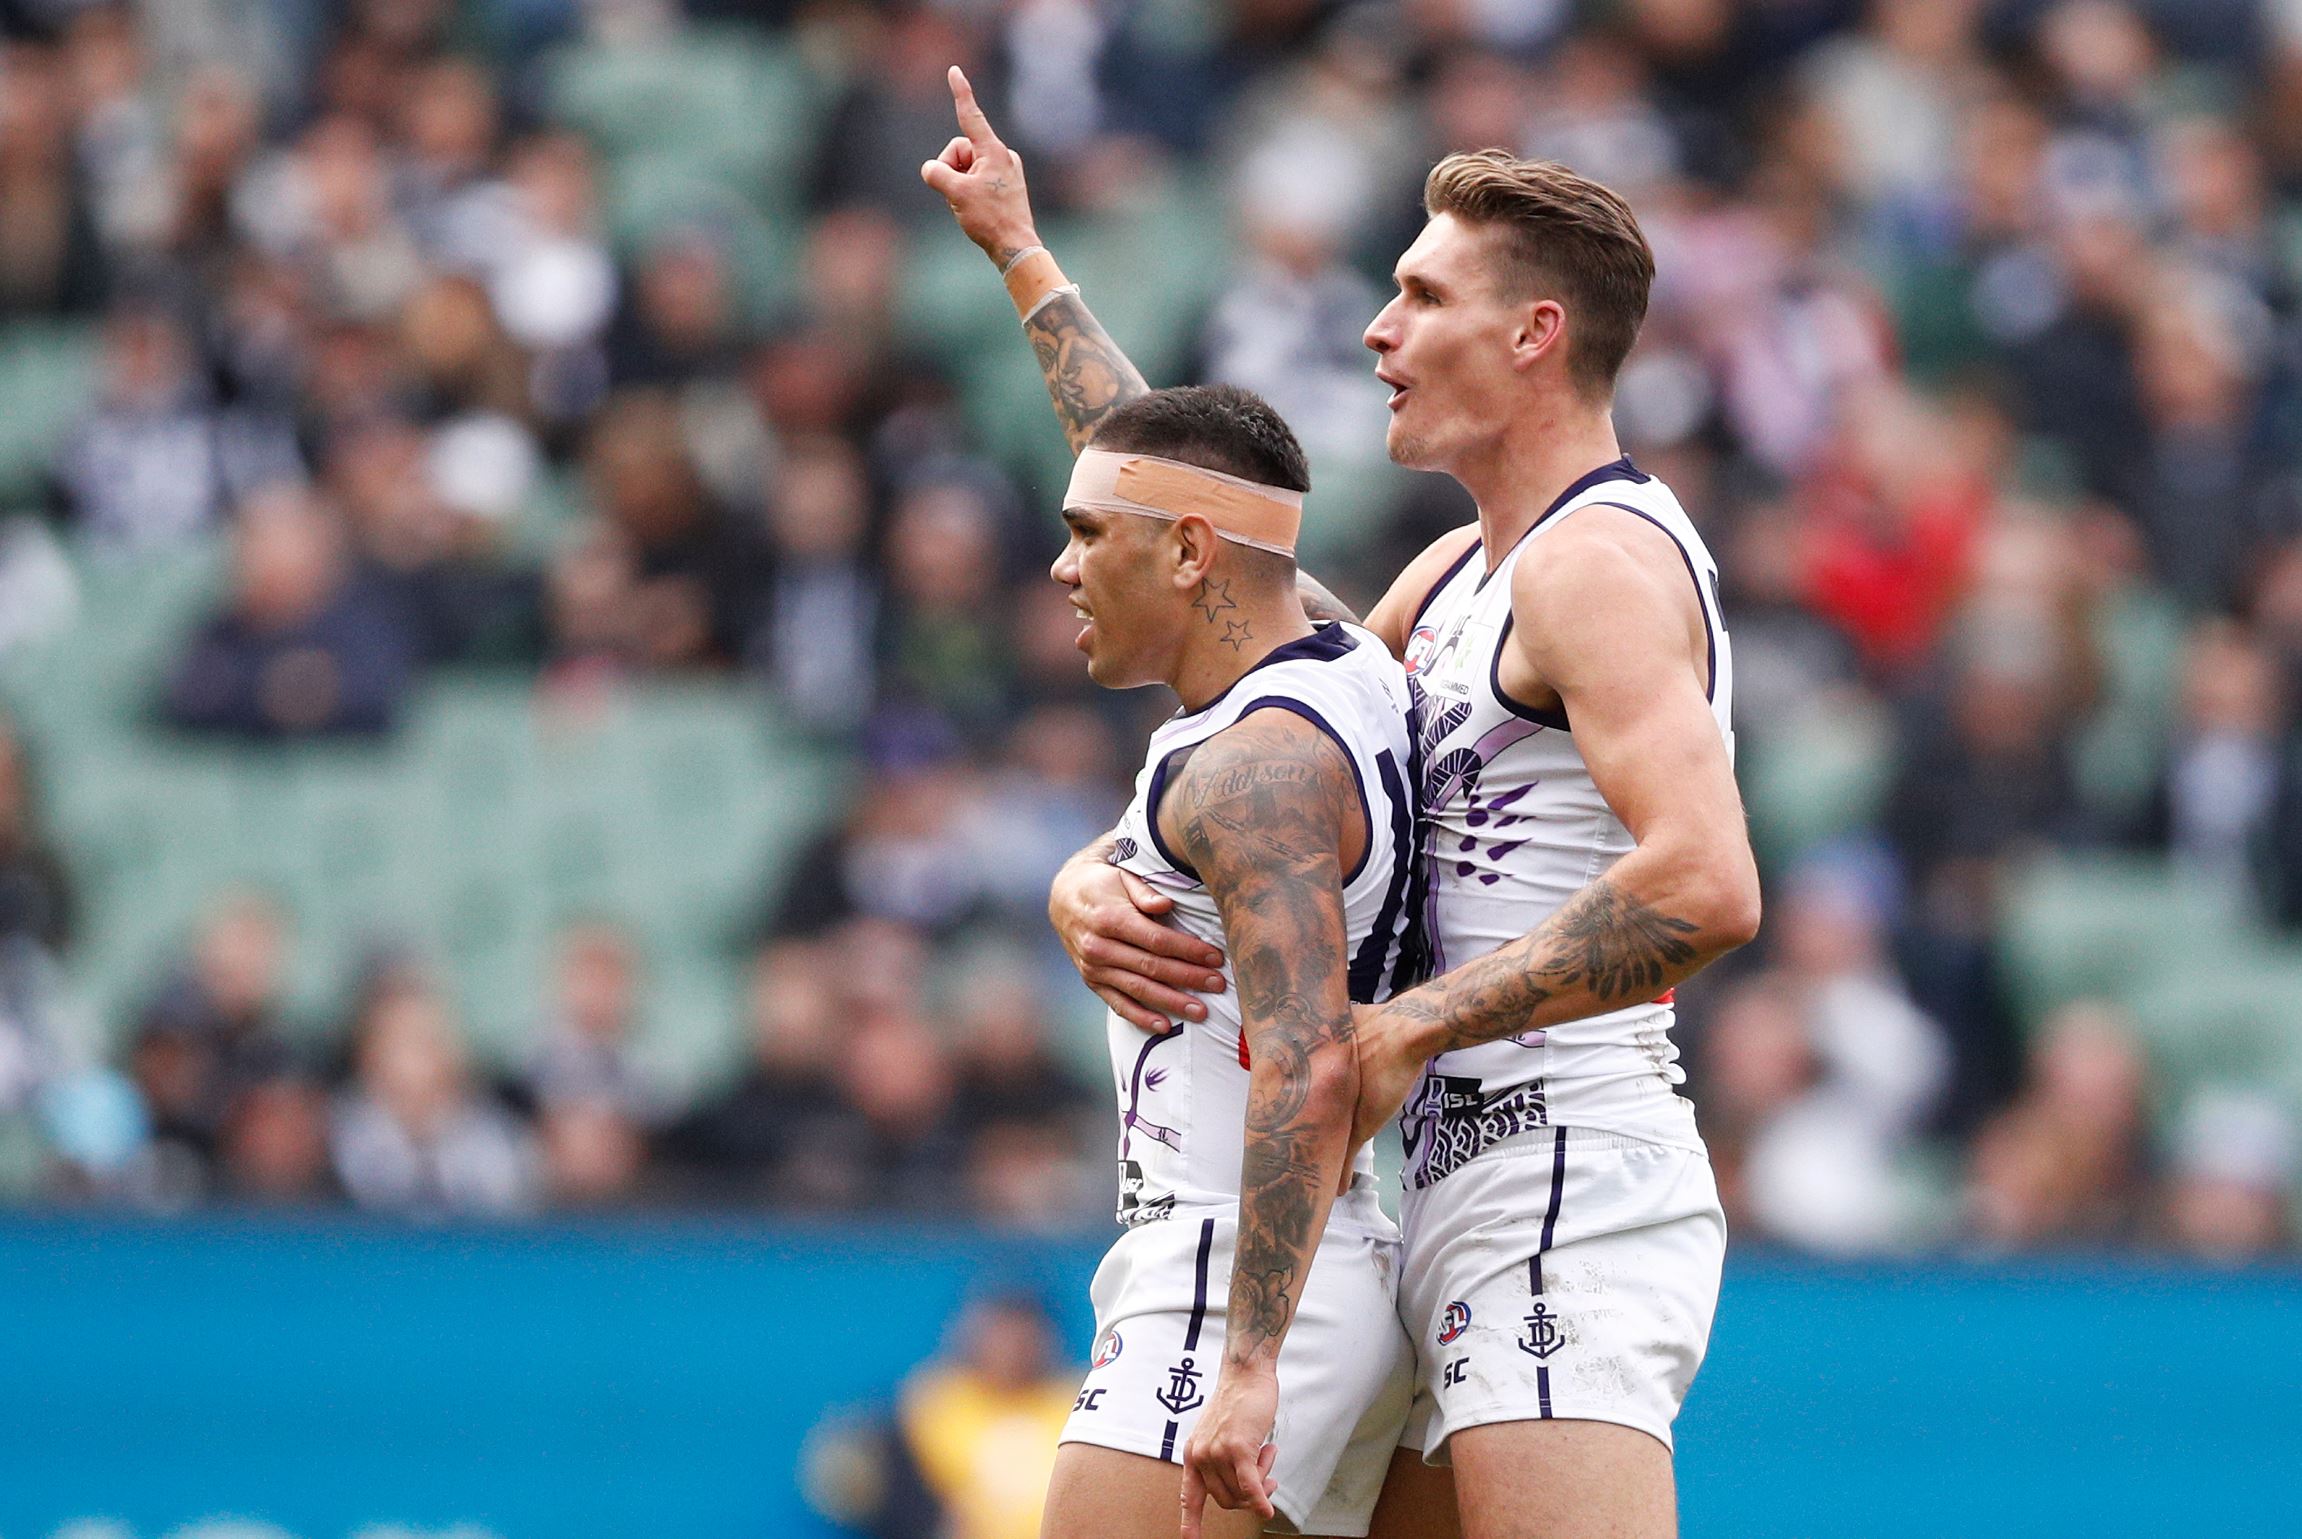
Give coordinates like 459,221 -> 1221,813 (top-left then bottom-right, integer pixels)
1236,695 -> 1374,885
1473,455 -> 1652,596
1144,746 -> 1199,883
1491,613 -> 1571,731
1174,621 -> 1357,722
1539,1125 -> 1569,1249
1119,1024 -> 1184,1163
1183,1217 -> 1217,1350
1351,747 -> 1417,1003
1147,624 -> 1366,884
1410,537 -> 1481,629
1586,501 -> 1719,704
1528,1139 -> 1568,1425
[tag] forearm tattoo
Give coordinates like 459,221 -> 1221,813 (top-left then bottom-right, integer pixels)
1384,876 -> 1703,1052
1023,290 -> 1151,452
1167,714 -> 1356,1366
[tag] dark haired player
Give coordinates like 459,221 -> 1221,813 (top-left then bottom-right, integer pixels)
1036,383 -> 1420,1539
928,68 -> 1758,1539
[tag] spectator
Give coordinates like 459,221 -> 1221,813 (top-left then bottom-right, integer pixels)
1964,1002 -> 2151,1250
128,891 -> 297,1188
330,975 -> 538,1218
584,390 -> 762,667
767,711 -> 990,941
523,920 -> 653,1123
748,435 -> 881,735
0,712 -> 73,957
0,39 -> 106,317
217,1072 -> 336,1205
2132,619 -> 2287,904
55,305 -> 230,550
2,0 -> 2301,1255
662,938 -> 853,1206
1698,852 -> 1951,1255
2157,1087 -> 2296,1261
159,484 -> 420,739
325,415 -> 531,666
803,1290 -> 1077,1539
877,472 -> 1019,737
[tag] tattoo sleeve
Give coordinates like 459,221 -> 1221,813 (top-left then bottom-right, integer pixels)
1295,571 -> 1359,625
1382,874 -> 1706,1053
1161,710 -> 1359,1371
1022,289 -> 1151,452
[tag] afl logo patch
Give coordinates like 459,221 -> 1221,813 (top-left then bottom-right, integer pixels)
1404,625 -> 1440,674
1093,1328 -> 1124,1368
1437,1301 -> 1472,1345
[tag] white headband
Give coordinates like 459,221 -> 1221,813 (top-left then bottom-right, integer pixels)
1062,449 -> 1302,556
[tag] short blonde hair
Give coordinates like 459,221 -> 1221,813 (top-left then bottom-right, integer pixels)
1423,151 -> 1655,398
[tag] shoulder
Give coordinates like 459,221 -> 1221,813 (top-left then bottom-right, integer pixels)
1365,523 -> 1483,654
1159,705 -> 1355,877
1509,506 -> 1703,674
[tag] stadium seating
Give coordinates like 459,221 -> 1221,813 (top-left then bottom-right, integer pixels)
0,322 -> 99,509
1,540 -> 830,1101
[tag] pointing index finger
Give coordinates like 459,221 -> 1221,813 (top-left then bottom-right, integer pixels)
947,66 -> 999,148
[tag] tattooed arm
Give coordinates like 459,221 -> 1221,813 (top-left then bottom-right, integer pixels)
921,67 -> 1151,450
1162,709 -> 1364,1527
1021,289 -> 1152,452
1352,509 -> 1762,1143
1295,570 -> 1359,625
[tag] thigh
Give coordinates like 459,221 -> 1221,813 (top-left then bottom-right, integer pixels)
1042,1442 -> 1268,1539
1400,1135 -> 1725,1459
1365,1447 -> 1461,1539
1447,1419 -> 1675,1539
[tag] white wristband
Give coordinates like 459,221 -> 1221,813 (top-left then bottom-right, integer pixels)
1020,283 -> 1081,325
999,244 -> 1047,276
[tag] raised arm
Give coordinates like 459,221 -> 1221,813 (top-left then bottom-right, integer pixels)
1353,511 -> 1761,1142
1159,709 -> 1363,1533
920,67 -> 1150,450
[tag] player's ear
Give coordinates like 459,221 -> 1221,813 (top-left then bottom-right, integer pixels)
1513,298 -> 1566,373
1170,514 -> 1220,589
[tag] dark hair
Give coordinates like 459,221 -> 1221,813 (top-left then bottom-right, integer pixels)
1424,150 -> 1654,398
1087,384 -> 1312,495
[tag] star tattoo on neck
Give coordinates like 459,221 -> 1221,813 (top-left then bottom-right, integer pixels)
1219,619 -> 1254,651
1193,577 -> 1238,624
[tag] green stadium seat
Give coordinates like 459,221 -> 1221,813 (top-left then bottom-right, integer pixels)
1998,854 -> 2238,1027
0,321 -> 100,506
546,29 -> 822,197
1740,692 -> 1895,868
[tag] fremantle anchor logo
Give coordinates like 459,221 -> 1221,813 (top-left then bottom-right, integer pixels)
1155,1355 -> 1205,1415
1518,1302 -> 1564,1360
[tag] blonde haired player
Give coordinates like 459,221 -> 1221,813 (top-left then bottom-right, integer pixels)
927,68 -> 1759,1539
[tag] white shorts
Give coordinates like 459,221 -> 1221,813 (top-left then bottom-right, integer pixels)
1398,1127 -> 1724,1459
1060,1211 -> 1417,1536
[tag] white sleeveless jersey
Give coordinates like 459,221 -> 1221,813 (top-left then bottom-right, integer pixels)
1399,458 -> 1732,1185
1104,622 -> 1423,1235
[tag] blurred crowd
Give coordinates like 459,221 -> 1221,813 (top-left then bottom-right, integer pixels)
2,0 -> 2301,1259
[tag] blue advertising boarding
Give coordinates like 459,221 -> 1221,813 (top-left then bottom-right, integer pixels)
0,1216 -> 2295,1539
